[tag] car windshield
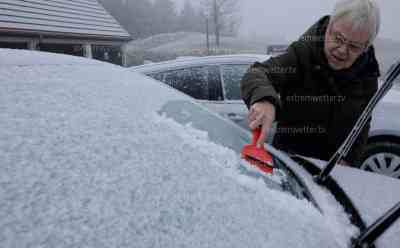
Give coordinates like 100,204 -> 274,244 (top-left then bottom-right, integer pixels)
158,100 -> 316,203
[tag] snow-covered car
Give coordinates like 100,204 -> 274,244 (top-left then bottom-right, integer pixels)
1,49 -> 399,248
361,87 -> 400,179
131,54 -> 400,180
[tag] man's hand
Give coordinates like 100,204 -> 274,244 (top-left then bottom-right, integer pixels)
338,159 -> 350,166
248,101 -> 276,148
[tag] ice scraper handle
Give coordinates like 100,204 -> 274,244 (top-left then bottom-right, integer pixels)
252,128 -> 262,146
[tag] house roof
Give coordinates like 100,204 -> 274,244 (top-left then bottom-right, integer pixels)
0,0 -> 131,41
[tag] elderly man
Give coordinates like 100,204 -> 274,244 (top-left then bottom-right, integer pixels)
241,0 -> 381,166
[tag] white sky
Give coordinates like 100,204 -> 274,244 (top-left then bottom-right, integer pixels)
173,0 -> 400,42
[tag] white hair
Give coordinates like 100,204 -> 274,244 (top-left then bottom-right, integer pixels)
330,0 -> 380,47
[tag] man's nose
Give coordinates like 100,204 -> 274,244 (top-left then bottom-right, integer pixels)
336,44 -> 349,58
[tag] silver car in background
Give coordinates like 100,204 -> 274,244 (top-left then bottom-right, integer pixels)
131,54 -> 270,130
363,89 -> 400,178
131,55 -> 400,179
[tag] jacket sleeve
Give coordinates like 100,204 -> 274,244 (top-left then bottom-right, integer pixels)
344,78 -> 379,166
240,45 -> 301,112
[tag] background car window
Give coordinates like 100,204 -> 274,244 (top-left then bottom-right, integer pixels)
159,100 -> 314,202
163,66 -> 209,100
148,72 -> 165,81
207,65 -> 224,101
221,64 -> 251,100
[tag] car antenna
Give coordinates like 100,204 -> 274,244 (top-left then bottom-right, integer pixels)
352,201 -> 400,248
314,60 -> 400,185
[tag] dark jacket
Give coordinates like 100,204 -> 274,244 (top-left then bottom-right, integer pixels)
240,16 -> 380,166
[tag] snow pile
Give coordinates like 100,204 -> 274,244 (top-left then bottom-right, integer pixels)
0,49 -> 352,248
126,32 -> 199,51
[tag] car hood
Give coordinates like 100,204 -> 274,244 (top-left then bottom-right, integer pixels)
371,90 -> 400,135
298,156 -> 400,248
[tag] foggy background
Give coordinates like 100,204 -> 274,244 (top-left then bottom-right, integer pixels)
172,0 -> 400,42
100,0 -> 400,70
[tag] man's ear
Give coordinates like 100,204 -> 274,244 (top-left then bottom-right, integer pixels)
325,22 -> 333,42
326,20 -> 333,33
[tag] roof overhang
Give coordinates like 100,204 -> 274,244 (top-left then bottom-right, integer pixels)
0,27 -> 132,42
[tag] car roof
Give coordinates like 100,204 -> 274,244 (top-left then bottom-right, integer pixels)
130,54 -> 271,73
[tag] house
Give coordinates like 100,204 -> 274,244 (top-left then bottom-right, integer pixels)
0,0 -> 131,66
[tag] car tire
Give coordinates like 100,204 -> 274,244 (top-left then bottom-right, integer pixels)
360,141 -> 400,179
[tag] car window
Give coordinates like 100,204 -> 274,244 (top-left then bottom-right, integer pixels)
147,66 -> 223,101
221,64 -> 251,100
208,65 -> 224,101
163,66 -> 209,100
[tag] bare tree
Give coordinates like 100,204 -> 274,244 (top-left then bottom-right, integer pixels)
201,0 -> 239,47
179,0 -> 204,33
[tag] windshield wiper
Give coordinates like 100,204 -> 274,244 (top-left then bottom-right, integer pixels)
315,60 -> 400,184
352,201 -> 400,248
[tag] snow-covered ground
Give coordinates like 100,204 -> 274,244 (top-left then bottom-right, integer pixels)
0,49 -> 362,248
126,32 -> 269,54
125,32 -> 270,65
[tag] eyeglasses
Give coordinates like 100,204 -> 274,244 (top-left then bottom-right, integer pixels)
328,27 -> 367,54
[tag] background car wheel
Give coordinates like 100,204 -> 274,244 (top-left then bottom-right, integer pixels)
360,141 -> 400,179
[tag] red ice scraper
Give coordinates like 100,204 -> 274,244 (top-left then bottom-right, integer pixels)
241,128 -> 274,174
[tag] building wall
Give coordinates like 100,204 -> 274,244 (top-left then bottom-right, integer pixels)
0,36 -> 127,66
0,0 -> 131,66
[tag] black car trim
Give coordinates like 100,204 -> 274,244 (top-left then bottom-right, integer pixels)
290,155 -> 375,248
272,156 -> 322,211
352,201 -> 400,248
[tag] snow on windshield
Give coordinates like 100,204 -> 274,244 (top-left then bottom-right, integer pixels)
382,89 -> 400,103
0,50 -> 349,248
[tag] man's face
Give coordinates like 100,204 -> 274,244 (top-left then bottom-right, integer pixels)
324,18 -> 370,70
